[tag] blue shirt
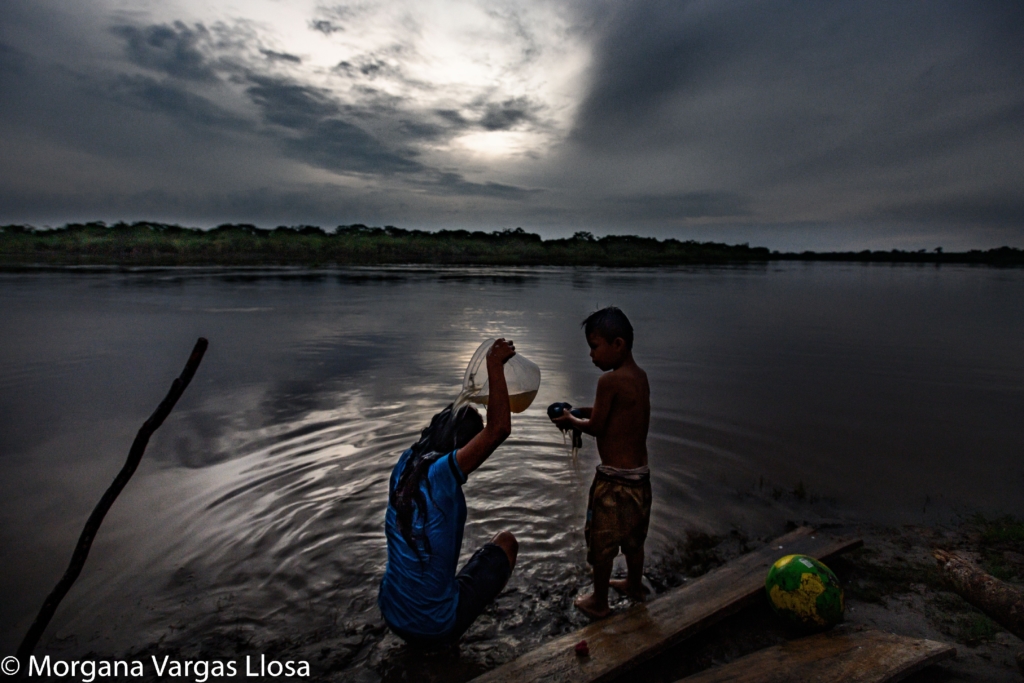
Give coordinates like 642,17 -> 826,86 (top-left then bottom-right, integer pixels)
378,449 -> 468,636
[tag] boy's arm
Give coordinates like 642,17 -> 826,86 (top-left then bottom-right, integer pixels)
456,339 -> 514,476
557,375 -> 613,437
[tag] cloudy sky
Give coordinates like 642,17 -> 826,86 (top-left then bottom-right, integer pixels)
1,0 -> 1022,250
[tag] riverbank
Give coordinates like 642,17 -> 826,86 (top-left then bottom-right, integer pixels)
2,222 -> 1022,267
106,516 -> 1023,682
378,516 -> 1024,682
626,517 -> 1024,683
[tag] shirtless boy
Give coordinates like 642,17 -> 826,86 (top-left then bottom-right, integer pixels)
552,306 -> 651,619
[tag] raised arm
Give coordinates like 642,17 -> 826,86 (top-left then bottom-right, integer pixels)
456,339 -> 514,476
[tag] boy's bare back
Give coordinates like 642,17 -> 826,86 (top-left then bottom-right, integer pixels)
592,359 -> 650,469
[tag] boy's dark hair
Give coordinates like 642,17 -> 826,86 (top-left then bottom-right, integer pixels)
582,306 -> 634,350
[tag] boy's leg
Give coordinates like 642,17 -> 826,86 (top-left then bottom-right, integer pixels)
609,478 -> 652,601
574,558 -> 613,619
577,475 -> 618,619
609,548 -> 648,601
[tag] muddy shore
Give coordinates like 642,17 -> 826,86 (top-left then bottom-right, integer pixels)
392,517 -> 1024,683
627,518 -> 1024,683
98,515 -> 1023,682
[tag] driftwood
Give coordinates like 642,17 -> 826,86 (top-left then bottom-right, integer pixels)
16,338 -> 208,662
933,549 -> 1024,639
934,549 -> 1024,675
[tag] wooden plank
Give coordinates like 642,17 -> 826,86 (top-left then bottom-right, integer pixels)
679,628 -> 956,683
471,527 -> 862,683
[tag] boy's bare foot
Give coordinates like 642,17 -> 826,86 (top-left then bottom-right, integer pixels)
574,593 -> 611,620
609,579 -> 649,602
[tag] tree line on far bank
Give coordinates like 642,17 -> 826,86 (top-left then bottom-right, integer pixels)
1,221 -> 1021,266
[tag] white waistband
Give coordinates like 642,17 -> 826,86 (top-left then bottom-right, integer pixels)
596,464 -> 650,481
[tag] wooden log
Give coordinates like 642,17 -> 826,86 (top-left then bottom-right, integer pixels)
470,526 -> 862,683
933,549 -> 1024,641
933,549 -> 1024,676
677,627 -> 955,683
16,338 -> 208,662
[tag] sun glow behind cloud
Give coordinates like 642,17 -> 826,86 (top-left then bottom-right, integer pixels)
453,130 -> 545,158
108,0 -> 590,164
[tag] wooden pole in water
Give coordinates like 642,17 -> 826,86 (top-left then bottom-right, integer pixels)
16,338 -> 208,663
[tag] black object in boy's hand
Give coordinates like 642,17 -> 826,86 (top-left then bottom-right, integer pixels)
547,402 -> 570,419
547,402 -> 583,450
546,402 -> 583,420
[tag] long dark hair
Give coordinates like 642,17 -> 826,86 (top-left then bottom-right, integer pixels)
391,403 -> 483,559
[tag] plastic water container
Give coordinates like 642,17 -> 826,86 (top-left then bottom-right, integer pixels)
460,338 -> 541,413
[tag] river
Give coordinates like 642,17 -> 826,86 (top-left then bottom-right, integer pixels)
1,263 -> 1021,679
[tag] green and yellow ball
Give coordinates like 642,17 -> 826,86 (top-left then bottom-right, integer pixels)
765,554 -> 844,629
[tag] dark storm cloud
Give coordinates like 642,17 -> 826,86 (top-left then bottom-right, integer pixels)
242,75 -> 423,173
104,26 -> 470,179
0,8 -> 525,207
0,41 -> 27,78
286,119 -> 423,174
0,23 -> 241,169
7,4 -> 534,197
239,72 -> 536,179
434,109 -> 467,126
775,95 -> 1024,187
426,172 -> 538,199
239,67 -> 537,183
883,194 -> 1024,226
109,75 -> 250,130
604,192 -> 750,220
310,19 -> 342,35
479,97 -> 535,131
332,48 -> 431,92
260,49 -> 302,64
411,95 -> 541,134
111,22 -> 216,81
570,0 -> 734,141
574,0 -> 1024,142
310,4 -> 365,34
569,0 -> 1024,233
334,57 -> 399,80
246,76 -> 341,129
0,42 -> 30,107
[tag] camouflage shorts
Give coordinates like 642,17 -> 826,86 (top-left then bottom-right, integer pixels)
585,470 -> 652,566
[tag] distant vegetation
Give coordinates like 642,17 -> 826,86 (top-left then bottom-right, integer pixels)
1,222 -> 1022,267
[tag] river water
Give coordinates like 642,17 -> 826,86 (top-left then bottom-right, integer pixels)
1,263 -> 1022,679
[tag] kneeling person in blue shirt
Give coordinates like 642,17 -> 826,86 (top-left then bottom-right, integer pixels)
378,338 -> 518,646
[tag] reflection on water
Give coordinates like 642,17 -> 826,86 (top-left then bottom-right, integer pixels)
1,264 -> 1023,678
